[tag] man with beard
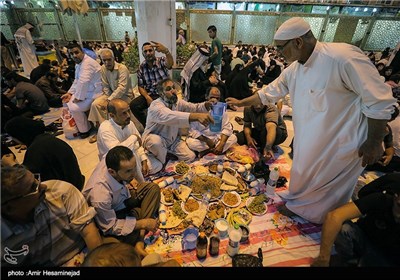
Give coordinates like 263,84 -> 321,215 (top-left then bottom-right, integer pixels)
226,17 -> 397,224
1,165 -> 103,266
97,98 -> 162,176
88,49 -> 135,143
82,146 -> 160,259
61,43 -> 102,139
180,45 -> 218,103
129,41 -> 173,127
142,78 -> 215,165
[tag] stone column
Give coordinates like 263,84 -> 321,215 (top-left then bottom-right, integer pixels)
134,0 -> 176,66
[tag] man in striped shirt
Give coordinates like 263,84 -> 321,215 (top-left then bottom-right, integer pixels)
1,165 -> 102,266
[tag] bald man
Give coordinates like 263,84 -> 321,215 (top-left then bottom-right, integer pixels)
227,17 -> 397,224
97,98 -> 162,176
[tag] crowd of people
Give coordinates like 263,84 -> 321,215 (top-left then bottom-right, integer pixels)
1,18 -> 399,267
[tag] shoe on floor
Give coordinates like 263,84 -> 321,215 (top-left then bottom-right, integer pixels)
79,130 -> 91,139
234,116 -> 244,125
89,134 -> 97,144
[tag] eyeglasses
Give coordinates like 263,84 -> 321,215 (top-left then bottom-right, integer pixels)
2,173 -> 41,205
164,85 -> 176,92
276,39 -> 292,52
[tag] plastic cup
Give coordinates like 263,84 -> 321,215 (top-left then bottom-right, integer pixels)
215,218 -> 229,239
209,113 -> 222,133
182,227 -> 199,250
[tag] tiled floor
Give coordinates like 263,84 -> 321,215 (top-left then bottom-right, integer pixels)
10,107 -> 294,181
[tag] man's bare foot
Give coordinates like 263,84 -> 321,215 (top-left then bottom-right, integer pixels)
134,241 -> 148,259
277,204 -> 297,218
198,149 -> 212,158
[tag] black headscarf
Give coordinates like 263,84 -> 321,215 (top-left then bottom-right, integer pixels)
5,117 -> 45,146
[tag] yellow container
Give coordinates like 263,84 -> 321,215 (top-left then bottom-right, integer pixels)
36,50 -> 57,64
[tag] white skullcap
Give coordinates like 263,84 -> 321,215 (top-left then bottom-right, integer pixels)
274,17 -> 311,40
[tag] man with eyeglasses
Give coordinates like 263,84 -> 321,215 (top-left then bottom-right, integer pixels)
142,78 -> 215,165
226,17 -> 397,224
186,86 -> 237,155
1,165 -> 103,266
129,41 -> 174,127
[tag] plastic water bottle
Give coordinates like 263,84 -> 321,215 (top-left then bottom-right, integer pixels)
201,191 -> 211,209
250,178 -> 265,188
238,163 -> 252,174
266,167 -> 279,198
227,225 -> 242,257
158,176 -> 174,188
159,204 -> 167,226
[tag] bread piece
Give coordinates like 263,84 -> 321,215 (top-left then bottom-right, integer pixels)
177,185 -> 191,201
159,213 -> 183,229
222,171 -> 238,186
220,183 -> 238,191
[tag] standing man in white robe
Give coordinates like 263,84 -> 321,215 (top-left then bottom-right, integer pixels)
14,22 -> 38,77
226,17 -> 397,224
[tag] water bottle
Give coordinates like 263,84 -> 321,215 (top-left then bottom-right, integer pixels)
158,176 -> 174,188
238,163 -> 252,174
209,228 -> 220,256
159,204 -> 167,226
250,178 -> 265,188
227,225 -> 242,257
217,162 -> 224,177
266,167 -> 279,198
196,231 -> 208,260
200,191 -> 211,209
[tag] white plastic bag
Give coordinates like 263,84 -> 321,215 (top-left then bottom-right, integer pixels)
61,108 -> 79,139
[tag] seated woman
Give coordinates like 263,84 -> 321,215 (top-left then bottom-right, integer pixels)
4,116 -> 85,190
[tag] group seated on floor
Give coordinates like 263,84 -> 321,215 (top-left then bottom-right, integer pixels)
1,35 -> 400,267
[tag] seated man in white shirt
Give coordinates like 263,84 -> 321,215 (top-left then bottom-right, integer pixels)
82,145 -> 160,259
88,49 -> 136,144
61,43 -> 102,139
186,86 -> 237,156
97,98 -> 162,176
142,78 -> 215,165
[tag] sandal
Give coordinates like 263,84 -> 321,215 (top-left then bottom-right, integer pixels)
235,116 -> 244,125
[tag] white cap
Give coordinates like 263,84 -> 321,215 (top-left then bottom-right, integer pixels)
274,17 -> 311,40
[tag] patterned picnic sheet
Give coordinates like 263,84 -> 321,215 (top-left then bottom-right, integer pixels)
146,153 -> 322,267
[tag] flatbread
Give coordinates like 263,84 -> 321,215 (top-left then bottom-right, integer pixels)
222,171 -> 238,186
159,213 -> 183,229
220,183 -> 238,191
177,185 -> 191,201
184,206 -> 207,227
